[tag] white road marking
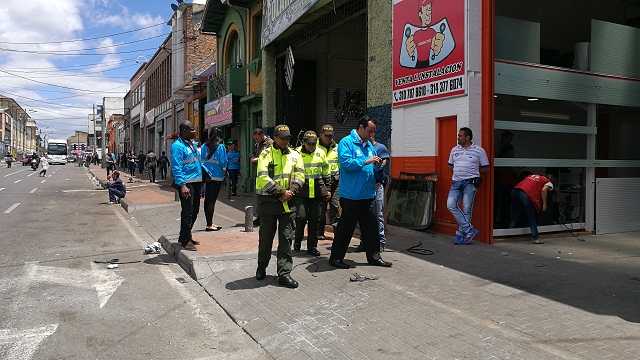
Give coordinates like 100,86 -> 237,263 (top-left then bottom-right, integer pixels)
30,188 -> 38,194
28,172 -> 37,177
41,180 -> 46,183
23,263 -> 124,309
14,179 -> 21,184
4,203 -> 20,213
3,169 -> 27,177
0,188 -> 4,192
0,324 -> 59,360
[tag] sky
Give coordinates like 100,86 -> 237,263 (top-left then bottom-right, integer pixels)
0,0 -> 205,141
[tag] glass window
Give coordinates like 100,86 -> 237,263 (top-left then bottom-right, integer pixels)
254,14 -> 262,60
227,31 -> 241,68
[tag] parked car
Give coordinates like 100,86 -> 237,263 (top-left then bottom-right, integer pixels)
67,155 -> 77,163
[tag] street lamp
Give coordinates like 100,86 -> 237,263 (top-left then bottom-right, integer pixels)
135,56 -> 148,64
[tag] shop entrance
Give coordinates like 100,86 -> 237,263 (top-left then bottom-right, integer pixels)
435,116 -> 458,234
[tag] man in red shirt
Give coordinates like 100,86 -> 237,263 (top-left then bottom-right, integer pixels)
509,174 -> 557,244
405,0 -> 445,68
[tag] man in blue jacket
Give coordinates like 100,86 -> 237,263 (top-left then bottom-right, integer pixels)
171,121 -> 204,251
105,170 -> 126,204
329,115 -> 392,269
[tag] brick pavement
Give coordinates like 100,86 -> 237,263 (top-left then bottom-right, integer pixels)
88,165 -> 640,359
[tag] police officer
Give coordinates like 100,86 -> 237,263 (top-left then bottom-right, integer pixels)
317,125 -> 340,240
255,124 -> 305,288
293,131 -> 330,256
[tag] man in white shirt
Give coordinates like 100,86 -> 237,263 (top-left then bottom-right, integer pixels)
447,127 -> 490,245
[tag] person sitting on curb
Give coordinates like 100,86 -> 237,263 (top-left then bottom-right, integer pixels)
105,170 -> 126,204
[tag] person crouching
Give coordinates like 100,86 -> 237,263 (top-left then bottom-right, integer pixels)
105,170 -> 126,204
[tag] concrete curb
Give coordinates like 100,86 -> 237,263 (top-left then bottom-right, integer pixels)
158,235 -> 214,280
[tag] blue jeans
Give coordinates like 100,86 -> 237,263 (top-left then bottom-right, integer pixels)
447,180 -> 477,236
375,184 -> 386,245
509,188 -> 539,239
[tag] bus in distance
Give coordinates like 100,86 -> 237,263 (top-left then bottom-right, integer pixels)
46,139 -> 68,165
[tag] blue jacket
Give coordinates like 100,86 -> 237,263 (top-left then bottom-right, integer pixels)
107,178 -> 126,196
201,143 -> 228,181
171,136 -> 203,186
227,150 -> 240,170
337,129 -> 381,200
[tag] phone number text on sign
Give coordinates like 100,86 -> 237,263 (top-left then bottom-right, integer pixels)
393,75 -> 465,106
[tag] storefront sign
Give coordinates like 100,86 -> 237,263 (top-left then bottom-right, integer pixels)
205,94 -> 233,128
261,0 -> 319,48
392,0 -> 466,106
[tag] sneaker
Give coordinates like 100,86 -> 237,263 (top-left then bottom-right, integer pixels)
534,238 -> 544,244
108,201 -> 116,205
453,234 -> 464,245
462,228 -> 479,245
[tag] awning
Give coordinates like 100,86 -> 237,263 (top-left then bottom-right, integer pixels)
175,63 -> 217,95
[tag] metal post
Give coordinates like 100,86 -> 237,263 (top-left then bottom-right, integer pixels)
244,205 -> 254,232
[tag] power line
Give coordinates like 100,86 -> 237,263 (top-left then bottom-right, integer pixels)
0,23 -> 166,45
0,33 -> 169,54
0,46 -> 160,56
0,69 -> 127,94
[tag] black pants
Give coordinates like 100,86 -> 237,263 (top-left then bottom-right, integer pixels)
160,166 -> 167,179
39,169 -> 47,177
329,198 -> 381,263
203,180 -> 223,227
295,196 -> 323,249
228,169 -> 239,194
148,166 -> 156,182
178,182 -> 203,245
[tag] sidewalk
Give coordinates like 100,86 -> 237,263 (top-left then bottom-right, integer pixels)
89,164 -> 640,359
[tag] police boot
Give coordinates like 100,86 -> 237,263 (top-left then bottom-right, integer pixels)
293,241 -> 301,251
255,267 -> 267,280
278,274 -> 299,289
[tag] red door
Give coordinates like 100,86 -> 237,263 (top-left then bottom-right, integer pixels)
436,116 -> 457,228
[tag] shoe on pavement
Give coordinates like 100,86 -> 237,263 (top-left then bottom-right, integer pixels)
307,248 -> 321,256
278,274 -> 299,288
182,242 -> 197,251
329,259 -> 351,269
462,228 -> 479,245
293,241 -> 301,251
354,243 -> 365,252
453,234 -> 464,245
255,267 -> 266,280
380,243 -> 385,252
534,238 -> 544,244
368,258 -> 393,267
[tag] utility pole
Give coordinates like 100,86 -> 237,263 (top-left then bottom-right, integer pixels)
101,98 -> 106,169
92,104 -> 96,154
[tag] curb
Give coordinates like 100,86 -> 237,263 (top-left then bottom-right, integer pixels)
158,235 -> 214,280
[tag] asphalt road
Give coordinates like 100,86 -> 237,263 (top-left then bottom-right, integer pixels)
0,163 -> 270,360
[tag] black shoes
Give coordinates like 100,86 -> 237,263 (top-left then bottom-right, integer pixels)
368,258 -> 392,267
354,243 -> 365,252
307,248 -> 321,256
293,242 -> 301,251
278,274 -> 299,288
329,259 -> 351,269
255,267 -> 266,280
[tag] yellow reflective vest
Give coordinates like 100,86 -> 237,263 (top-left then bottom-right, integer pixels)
255,146 -> 305,214
295,146 -> 330,198
318,140 -> 339,183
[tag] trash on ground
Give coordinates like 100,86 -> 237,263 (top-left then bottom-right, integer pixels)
106,263 -> 119,269
350,273 -> 379,282
144,242 -> 162,255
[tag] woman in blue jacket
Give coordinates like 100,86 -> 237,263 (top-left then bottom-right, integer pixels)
201,128 -> 228,231
226,142 -> 241,196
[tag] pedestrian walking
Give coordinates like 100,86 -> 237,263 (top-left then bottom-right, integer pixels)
5,153 -> 13,168
145,150 -> 158,183
127,151 -> 137,176
447,127 -> 490,245
158,151 -> 169,179
201,128 -> 228,232
255,124 -> 305,289
39,154 -> 49,177
317,124 -> 340,240
328,115 -> 392,269
354,131 -> 389,252
226,142 -> 240,195
105,152 -> 116,177
509,174 -> 557,244
251,128 -> 274,225
105,170 -> 126,204
137,150 -> 146,176
293,131 -> 330,256
171,121 -> 204,251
